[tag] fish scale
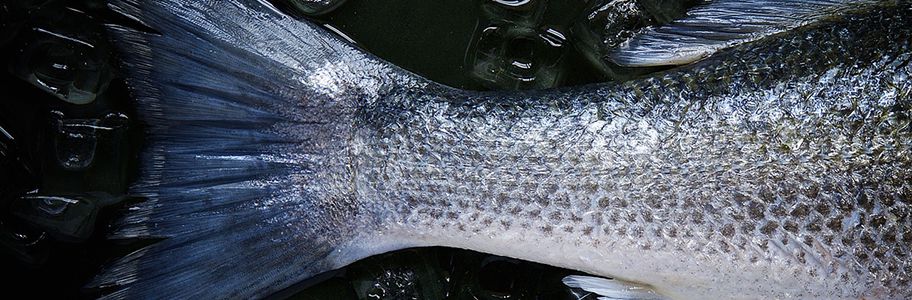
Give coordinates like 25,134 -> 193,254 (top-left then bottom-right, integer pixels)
356,6 -> 912,298
92,0 -> 911,299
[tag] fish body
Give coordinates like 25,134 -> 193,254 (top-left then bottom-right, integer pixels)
94,0 -> 911,299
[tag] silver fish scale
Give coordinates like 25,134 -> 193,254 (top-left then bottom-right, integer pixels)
351,4 -> 912,298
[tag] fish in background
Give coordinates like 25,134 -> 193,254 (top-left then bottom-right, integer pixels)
90,0 -> 911,299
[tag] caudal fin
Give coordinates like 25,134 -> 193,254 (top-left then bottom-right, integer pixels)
90,0 -> 407,298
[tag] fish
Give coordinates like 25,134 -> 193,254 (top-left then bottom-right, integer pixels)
91,0 -> 912,299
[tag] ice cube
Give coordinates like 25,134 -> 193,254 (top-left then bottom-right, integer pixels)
285,0 -> 348,15
9,192 -> 122,242
52,114 -> 99,170
480,0 -> 549,27
7,7 -> 112,105
467,23 -> 568,90
51,112 -> 128,171
0,124 -> 38,199
0,218 -> 48,265
357,268 -> 420,299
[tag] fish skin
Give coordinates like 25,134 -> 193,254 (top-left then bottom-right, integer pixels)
352,3 -> 912,299
95,0 -> 912,299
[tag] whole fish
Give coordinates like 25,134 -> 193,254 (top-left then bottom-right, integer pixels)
92,0 -> 911,299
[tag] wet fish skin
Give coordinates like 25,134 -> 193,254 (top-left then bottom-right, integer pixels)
93,0 -> 911,299
356,4 -> 912,298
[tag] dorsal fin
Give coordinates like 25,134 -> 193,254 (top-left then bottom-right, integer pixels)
608,0 -> 881,67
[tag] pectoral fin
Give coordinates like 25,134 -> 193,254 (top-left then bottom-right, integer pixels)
562,275 -> 668,300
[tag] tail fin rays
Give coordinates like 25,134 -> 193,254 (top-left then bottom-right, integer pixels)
90,0 -> 386,298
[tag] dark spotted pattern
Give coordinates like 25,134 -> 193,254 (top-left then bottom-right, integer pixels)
353,3 -> 912,298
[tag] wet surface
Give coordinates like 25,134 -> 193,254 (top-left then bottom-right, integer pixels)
295,0 -> 696,89
285,247 -> 598,300
298,0 -> 606,90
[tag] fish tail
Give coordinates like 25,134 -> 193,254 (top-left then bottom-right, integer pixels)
90,0 -> 401,298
